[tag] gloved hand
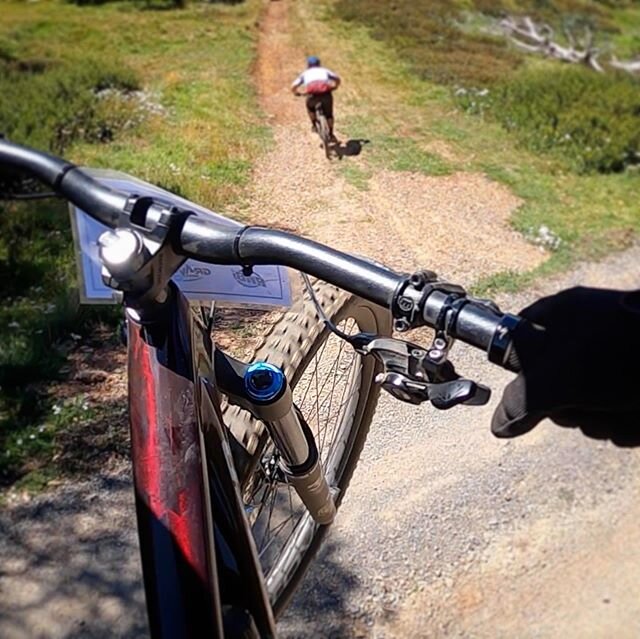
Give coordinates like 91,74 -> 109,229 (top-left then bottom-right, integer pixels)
492,286 -> 640,446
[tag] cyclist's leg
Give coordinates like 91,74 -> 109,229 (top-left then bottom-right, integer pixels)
322,93 -> 337,142
305,95 -> 318,131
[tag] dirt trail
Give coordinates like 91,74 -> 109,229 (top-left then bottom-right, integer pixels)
234,0 -> 545,284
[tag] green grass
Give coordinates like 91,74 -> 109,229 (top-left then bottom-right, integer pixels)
344,120 -> 453,176
0,0 -> 267,491
331,0 -> 640,174
333,0 -> 524,88
339,163 -> 372,191
1,0 -> 269,203
611,5 -> 640,55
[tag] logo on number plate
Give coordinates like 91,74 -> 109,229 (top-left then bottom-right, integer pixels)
233,269 -> 267,288
179,264 -> 212,282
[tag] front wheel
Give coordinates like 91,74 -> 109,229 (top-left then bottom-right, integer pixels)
224,281 -> 391,614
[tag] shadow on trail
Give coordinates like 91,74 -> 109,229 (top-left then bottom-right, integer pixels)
333,138 -> 370,160
1,478 -> 370,639
279,538 -> 378,638
0,471 -> 148,639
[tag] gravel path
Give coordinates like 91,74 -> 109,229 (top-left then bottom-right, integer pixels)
230,0 -> 545,283
0,471 -> 145,639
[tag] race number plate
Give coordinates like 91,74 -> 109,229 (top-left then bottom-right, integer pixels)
69,169 -> 291,307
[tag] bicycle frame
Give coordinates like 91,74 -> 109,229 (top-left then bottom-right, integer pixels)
127,284 -> 277,638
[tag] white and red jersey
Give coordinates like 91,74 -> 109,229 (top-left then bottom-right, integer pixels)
292,66 -> 340,95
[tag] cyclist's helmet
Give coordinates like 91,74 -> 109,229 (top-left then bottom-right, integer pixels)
307,56 -> 321,68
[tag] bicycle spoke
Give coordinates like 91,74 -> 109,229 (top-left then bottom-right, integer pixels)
318,324 -> 353,454
258,511 -> 300,559
297,319 -> 332,408
260,479 -> 280,552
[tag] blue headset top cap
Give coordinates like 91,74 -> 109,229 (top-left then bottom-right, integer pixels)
244,362 -> 285,402
307,55 -> 320,67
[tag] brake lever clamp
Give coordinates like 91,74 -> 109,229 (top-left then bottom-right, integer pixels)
360,335 -> 491,409
392,269 -> 466,333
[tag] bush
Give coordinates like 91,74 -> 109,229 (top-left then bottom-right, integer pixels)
333,0 -> 523,87
473,0 -> 618,32
332,0 -> 629,88
0,55 -> 140,474
0,58 -> 140,153
463,66 -> 640,174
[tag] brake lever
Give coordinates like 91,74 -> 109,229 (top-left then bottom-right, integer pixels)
353,334 -> 491,409
375,371 -> 490,408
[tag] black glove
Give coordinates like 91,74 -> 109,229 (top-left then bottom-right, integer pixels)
492,286 -> 640,446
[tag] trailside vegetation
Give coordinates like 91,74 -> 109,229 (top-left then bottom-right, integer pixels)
0,0 -> 265,492
333,0 -> 640,175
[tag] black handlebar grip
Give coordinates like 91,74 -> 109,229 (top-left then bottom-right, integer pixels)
485,313 -> 522,373
502,343 -> 522,373
493,317 -> 547,374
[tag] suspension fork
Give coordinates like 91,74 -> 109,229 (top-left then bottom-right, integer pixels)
216,352 -> 337,525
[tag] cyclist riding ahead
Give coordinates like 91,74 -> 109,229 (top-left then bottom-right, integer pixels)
291,56 -> 341,143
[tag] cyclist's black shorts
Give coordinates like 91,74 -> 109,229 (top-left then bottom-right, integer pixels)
306,92 -> 333,120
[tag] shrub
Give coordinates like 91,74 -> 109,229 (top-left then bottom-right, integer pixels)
333,0 -> 523,87
463,66 -> 640,174
473,0 -> 618,32
0,56 -> 140,450
0,58 -> 140,153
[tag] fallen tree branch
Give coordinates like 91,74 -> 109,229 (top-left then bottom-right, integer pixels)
500,16 -> 604,72
610,55 -> 640,75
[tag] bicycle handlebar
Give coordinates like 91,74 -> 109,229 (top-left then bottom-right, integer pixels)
0,139 -> 523,372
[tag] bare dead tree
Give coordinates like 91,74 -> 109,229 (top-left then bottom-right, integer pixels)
500,16 -> 604,72
501,16 -> 640,77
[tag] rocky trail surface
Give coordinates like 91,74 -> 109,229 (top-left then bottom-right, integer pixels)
2,2 -> 639,638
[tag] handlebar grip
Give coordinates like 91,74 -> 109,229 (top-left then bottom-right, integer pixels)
490,316 -> 548,374
500,317 -> 549,374
502,344 -> 522,373
426,294 -> 541,374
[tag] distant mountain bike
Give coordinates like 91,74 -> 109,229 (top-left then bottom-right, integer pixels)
294,89 -> 335,160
